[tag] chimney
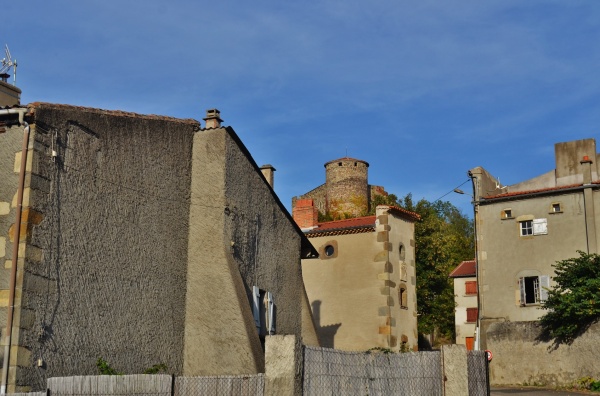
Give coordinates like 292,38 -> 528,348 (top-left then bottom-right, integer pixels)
581,155 -> 593,185
260,164 -> 276,188
293,199 -> 318,230
0,75 -> 21,107
203,108 -> 223,129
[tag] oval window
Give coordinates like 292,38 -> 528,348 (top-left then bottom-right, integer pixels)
325,245 -> 335,257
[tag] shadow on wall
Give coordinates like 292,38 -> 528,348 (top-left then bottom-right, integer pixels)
311,301 -> 341,349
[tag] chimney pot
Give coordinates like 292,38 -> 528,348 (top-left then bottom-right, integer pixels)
203,108 -> 223,129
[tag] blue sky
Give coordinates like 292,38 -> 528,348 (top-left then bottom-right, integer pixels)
3,1 -> 599,216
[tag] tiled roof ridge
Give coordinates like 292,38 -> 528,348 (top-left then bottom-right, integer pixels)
449,259 -> 476,278
27,102 -> 200,125
317,215 -> 376,227
484,181 -> 600,200
385,205 -> 421,221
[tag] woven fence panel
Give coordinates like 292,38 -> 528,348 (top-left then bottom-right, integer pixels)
303,346 -> 442,396
47,374 -> 172,396
174,374 -> 264,396
467,350 -> 489,396
10,393 -> 46,396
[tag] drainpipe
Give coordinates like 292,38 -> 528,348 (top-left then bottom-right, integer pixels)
1,108 -> 29,394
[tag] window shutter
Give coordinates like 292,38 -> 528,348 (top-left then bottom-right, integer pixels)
538,275 -> 550,302
252,286 -> 261,329
518,278 -> 526,306
533,218 -> 548,235
466,308 -> 478,323
267,292 -> 275,335
465,281 -> 477,295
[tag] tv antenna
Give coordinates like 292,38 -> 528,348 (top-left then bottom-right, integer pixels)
1,44 -> 17,84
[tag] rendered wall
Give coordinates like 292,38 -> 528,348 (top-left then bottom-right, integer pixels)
302,209 -> 417,351
4,105 -> 199,391
485,321 -> 600,386
183,126 -> 306,375
477,192 -> 589,324
452,277 -> 476,346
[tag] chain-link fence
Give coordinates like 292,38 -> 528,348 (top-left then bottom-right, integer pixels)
467,350 -> 490,396
174,374 -> 264,396
303,346 -> 443,396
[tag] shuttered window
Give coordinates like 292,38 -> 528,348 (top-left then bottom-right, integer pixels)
465,281 -> 477,295
466,308 -> 478,323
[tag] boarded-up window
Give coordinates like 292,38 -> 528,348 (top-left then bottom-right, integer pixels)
465,281 -> 477,295
466,307 -> 478,323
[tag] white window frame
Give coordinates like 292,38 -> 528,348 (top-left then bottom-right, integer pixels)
518,275 -> 549,306
520,220 -> 533,236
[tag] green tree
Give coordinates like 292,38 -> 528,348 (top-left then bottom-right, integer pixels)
401,194 -> 474,342
539,251 -> 600,346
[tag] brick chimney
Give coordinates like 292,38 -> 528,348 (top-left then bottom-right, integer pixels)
203,108 -> 223,129
260,164 -> 276,188
293,199 -> 318,229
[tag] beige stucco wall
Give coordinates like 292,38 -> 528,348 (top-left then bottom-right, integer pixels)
452,276 -> 477,346
302,208 -> 417,352
477,192 -> 590,324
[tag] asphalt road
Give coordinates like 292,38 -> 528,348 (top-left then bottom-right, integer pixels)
491,387 -> 590,395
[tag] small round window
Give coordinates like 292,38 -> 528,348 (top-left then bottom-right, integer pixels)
325,245 -> 335,257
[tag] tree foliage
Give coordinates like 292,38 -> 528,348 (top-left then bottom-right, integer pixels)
539,251 -> 600,346
400,194 -> 474,340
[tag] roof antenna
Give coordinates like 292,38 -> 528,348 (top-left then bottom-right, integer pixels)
1,45 -> 17,85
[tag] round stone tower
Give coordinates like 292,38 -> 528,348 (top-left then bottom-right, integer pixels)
325,157 -> 369,218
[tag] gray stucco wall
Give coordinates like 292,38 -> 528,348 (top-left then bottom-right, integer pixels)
182,126 -> 306,375
223,127 -> 304,337
19,105 -> 198,389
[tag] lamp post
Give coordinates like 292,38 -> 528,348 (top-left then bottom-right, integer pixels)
454,181 -> 481,350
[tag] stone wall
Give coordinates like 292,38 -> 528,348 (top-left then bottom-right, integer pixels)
484,320 -> 600,386
325,158 -> 368,218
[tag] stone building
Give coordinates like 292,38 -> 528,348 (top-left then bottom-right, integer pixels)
448,259 -> 477,350
292,157 -> 389,221
0,103 -> 319,392
470,137 -> 600,385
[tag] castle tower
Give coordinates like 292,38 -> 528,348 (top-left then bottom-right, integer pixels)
324,157 -> 369,218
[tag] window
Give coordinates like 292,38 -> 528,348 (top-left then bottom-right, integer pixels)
501,209 -> 513,219
550,203 -> 562,213
520,220 -> 533,236
320,241 -> 338,259
399,286 -> 408,309
466,307 -> 478,323
518,275 -> 549,306
465,281 -> 477,295
252,286 -> 276,337
325,245 -> 335,257
398,243 -> 406,260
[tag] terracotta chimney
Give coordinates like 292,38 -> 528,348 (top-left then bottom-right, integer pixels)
260,164 -> 276,188
293,199 -> 318,229
203,108 -> 223,129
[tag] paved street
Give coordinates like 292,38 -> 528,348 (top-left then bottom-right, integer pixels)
492,387 -> 590,395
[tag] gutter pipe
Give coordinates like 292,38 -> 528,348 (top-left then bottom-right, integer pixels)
0,108 -> 29,394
